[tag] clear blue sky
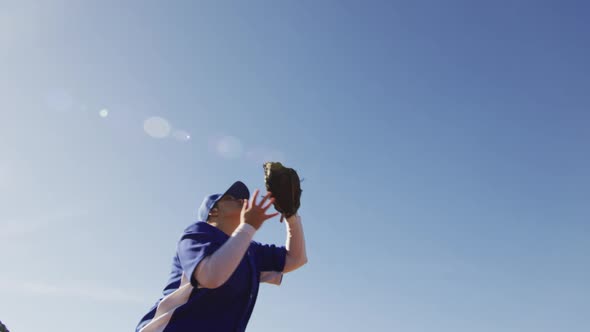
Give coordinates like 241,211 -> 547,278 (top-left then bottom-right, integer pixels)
1,1 -> 589,331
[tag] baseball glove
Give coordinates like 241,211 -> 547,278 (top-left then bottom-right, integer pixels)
263,162 -> 302,220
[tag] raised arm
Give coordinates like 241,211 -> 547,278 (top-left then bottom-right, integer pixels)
194,223 -> 256,288
282,214 -> 308,273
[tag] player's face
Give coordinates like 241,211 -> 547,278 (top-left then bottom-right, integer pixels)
214,195 -> 244,219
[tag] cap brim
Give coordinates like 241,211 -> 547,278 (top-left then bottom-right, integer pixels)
222,181 -> 250,200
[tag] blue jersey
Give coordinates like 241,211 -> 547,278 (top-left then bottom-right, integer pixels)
136,222 -> 286,332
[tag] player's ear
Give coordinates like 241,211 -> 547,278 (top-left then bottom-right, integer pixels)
209,207 -> 219,218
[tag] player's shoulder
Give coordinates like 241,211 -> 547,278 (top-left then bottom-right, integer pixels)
250,240 -> 266,247
180,221 -> 227,243
183,221 -> 211,233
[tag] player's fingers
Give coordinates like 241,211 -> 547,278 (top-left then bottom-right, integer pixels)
259,192 -> 272,206
261,197 -> 275,210
264,212 -> 280,220
250,189 -> 260,208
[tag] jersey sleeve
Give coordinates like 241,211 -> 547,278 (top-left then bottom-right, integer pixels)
251,241 -> 287,272
177,232 -> 220,288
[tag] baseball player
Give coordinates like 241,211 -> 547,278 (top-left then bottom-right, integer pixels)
135,181 -> 308,332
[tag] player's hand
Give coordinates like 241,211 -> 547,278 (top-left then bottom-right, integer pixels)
241,189 -> 280,230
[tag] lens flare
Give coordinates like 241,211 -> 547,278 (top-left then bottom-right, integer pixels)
216,136 -> 243,159
173,130 -> 191,142
143,116 -> 171,138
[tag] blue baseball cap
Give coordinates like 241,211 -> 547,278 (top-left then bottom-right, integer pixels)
197,181 -> 250,221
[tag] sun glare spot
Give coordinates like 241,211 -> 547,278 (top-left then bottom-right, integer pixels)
143,116 -> 171,138
216,136 -> 243,159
